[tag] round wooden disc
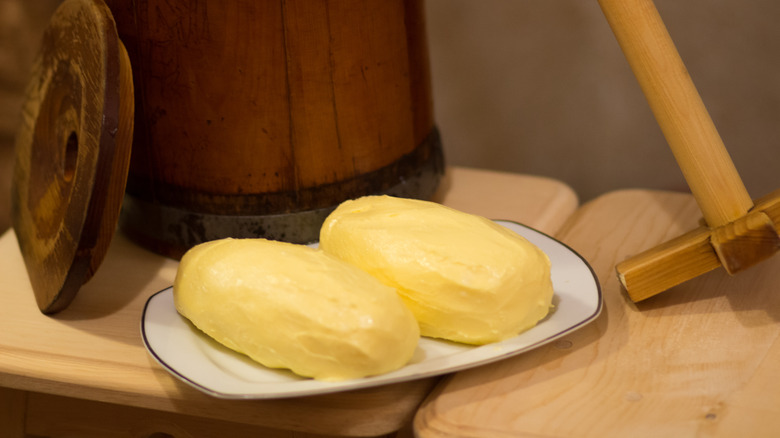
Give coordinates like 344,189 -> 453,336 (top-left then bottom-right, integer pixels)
10,0 -> 133,314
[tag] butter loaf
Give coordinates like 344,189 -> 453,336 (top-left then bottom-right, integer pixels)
320,195 -> 554,345
174,238 -> 420,381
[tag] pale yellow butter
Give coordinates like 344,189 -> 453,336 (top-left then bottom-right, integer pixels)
173,238 -> 419,381
319,195 -> 554,345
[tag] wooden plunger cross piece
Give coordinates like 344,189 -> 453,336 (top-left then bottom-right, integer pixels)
598,0 -> 780,302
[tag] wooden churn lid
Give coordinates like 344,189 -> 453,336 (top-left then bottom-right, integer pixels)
11,0 -> 134,314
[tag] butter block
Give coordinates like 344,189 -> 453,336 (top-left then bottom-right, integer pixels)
173,238 -> 420,381
319,195 -> 554,345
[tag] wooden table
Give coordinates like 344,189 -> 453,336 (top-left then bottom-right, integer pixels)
0,167 -> 578,438
415,188 -> 780,437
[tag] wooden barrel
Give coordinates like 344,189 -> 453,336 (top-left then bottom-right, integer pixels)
105,0 -> 444,258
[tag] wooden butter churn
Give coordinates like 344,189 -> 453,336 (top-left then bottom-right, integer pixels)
108,0 -> 444,258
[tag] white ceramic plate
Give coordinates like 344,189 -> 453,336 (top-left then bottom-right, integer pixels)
141,220 -> 601,399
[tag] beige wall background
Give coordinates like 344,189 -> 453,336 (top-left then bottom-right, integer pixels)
425,0 -> 779,204
1,0 -> 778,234
0,0 -> 61,233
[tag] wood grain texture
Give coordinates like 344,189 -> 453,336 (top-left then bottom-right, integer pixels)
598,0 -> 780,303
618,195 -> 780,301
10,0 -> 132,313
0,167 -> 577,436
598,0 -> 753,227
616,223 -> 720,302
710,210 -> 780,275
87,39 -> 134,280
106,0 -> 435,213
415,189 -> 780,437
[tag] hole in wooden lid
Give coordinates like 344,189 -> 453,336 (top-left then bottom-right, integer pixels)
63,131 -> 78,182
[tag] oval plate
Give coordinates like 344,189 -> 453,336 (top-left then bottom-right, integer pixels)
141,220 -> 602,399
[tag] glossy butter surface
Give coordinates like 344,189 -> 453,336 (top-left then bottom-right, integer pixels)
174,238 -> 420,381
320,196 -> 554,345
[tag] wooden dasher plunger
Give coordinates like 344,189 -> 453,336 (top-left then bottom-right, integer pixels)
598,0 -> 780,302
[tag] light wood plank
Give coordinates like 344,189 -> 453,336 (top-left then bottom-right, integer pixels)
0,166 -> 577,435
416,189 -> 780,437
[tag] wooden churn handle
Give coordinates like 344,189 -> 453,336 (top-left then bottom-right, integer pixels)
597,0 -> 780,302
598,0 -> 753,227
